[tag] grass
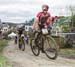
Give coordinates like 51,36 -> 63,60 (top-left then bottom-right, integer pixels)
0,39 -> 11,67
51,36 -> 75,59
59,48 -> 75,59
0,55 -> 11,67
0,56 -> 7,67
0,39 -> 8,53
60,48 -> 75,55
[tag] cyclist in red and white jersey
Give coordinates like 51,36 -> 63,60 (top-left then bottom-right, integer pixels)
33,4 -> 53,30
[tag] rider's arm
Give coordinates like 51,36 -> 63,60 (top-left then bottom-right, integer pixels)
46,12 -> 53,27
32,18 -> 39,29
48,17 -> 53,27
32,12 -> 42,29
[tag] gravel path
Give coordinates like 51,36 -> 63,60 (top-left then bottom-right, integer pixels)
3,41 -> 75,67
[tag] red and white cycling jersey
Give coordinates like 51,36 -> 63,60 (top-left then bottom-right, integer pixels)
37,11 -> 51,25
33,11 -> 54,29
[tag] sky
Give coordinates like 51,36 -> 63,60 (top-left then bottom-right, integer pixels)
0,0 -> 75,23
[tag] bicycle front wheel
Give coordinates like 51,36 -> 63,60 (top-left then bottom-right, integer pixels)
21,38 -> 25,51
30,39 -> 40,56
18,37 -> 25,51
44,36 -> 59,59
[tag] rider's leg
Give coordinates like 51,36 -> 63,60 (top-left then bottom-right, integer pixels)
47,26 -> 52,34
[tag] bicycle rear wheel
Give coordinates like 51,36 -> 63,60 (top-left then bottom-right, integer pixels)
44,36 -> 59,59
30,39 -> 40,56
18,37 -> 25,51
18,38 -> 21,50
21,38 -> 25,51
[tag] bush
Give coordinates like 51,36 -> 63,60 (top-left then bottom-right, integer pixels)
52,36 -> 65,48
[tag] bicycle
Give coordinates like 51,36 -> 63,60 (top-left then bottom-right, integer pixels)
14,36 -> 17,44
18,33 -> 25,51
30,24 -> 59,59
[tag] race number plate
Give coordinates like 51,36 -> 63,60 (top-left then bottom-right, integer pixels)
42,29 -> 48,34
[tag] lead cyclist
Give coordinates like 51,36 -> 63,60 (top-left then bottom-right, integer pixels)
32,4 -> 54,36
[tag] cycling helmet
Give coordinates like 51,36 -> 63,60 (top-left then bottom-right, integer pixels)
42,4 -> 49,11
17,24 -> 25,32
17,24 -> 24,29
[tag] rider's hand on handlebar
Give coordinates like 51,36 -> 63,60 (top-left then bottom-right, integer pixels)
45,25 -> 47,28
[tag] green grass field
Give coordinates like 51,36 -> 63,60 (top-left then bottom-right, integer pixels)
0,39 -> 11,67
0,56 -> 7,67
0,39 -> 8,53
60,48 -> 75,55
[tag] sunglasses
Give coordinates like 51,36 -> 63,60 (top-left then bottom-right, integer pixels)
43,9 -> 48,11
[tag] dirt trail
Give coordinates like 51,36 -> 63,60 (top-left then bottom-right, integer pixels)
3,41 -> 75,67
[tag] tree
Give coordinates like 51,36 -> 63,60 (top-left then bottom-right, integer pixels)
69,6 -> 75,27
30,18 -> 34,24
71,15 -> 75,27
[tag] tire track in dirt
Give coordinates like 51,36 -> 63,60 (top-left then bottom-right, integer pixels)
3,41 -> 75,67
